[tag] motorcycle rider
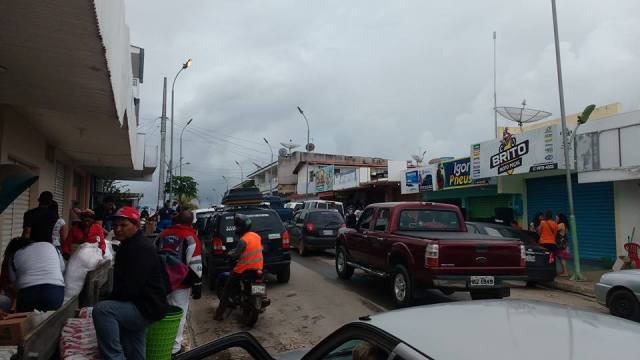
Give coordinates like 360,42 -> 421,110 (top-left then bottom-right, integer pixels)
214,214 -> 263,321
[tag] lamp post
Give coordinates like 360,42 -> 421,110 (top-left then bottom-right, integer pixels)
263,137 -> 274,194
551,0 -> 584,281
179,118 -> 193,176
297,106 -> 311,198
169,58 -> 192,203
235,160 -> 244,182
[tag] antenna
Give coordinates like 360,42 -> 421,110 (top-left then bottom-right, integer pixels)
252,162 -> 263,169
496,99 -> 552,133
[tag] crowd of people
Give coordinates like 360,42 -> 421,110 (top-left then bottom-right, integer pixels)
529,210 -> 571,277
0,191 -> 204,359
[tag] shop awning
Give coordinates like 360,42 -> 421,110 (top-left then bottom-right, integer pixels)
0,164 -> 38,214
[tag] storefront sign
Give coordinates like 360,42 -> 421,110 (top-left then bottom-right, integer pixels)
334,168 -> 358,190
401,166 -> 437,194
315,165 -> 335,192
440,157 -> 489,189
471,125 -> 567,179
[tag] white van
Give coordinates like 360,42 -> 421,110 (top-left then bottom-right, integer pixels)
303,200 -> 344,215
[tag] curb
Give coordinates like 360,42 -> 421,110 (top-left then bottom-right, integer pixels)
545,279 -> 596,298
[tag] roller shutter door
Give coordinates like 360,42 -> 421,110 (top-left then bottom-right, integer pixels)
526,175 -> 616,260
54,162 -> 65,217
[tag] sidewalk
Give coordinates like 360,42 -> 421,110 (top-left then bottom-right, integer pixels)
545,260 -> 610,298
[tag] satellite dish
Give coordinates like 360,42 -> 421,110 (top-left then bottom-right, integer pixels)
496,99 -> 552,132
411,150 -> 427,166
280,140 -> 300,155
278,148 -> 288,157
306,143 -> 315,152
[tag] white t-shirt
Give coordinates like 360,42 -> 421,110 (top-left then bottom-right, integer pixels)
9,242 -> 65,290
52,218 -> 66,247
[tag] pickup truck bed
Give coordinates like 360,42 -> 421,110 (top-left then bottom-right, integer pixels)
394,231 -> 514,241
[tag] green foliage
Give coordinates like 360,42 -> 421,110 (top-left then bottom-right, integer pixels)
165,176 -> 199,209
103,179 -> 130,195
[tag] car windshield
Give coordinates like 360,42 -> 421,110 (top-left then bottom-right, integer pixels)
308,211 -> 344,226
398,209 -> 460,231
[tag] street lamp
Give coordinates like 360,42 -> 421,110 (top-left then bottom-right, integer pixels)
235,160 -> 244,181
169,58 -> 192,203
263,137 -> 274,194
297,106 -> 311,198
179,118 -> 193,176
551,0 -> 586,281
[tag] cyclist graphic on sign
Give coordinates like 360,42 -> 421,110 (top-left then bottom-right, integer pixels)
499,128 -> 517,175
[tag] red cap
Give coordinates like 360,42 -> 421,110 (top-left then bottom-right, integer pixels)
113,206 -> 140,224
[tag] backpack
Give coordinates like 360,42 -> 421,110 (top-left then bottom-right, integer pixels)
158,249 -> 189,294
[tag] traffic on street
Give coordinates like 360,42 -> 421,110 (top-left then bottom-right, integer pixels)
2,1 -> 640,359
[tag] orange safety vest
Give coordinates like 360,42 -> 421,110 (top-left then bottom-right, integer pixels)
233,232 -> 264,274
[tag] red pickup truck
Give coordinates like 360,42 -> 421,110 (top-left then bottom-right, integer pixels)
336,202 -> 526,307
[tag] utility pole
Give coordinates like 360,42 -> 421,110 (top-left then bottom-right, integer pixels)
493,31 -> 498,138
551,0 -> 584,281
157,77 -> 168,209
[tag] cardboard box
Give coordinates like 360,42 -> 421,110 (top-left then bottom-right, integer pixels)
0,313 -> 33,345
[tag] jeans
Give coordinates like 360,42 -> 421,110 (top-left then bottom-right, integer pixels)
93,300 -> 148,360
16,284 -> 64,312
215,272 -> 242,317
167,288 -> 191,354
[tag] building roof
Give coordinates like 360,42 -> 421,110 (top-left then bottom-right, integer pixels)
247,161 -> 277,178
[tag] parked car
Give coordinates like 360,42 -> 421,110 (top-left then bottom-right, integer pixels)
177,300 -> 640,360
337,202 -> 526,307
466,221 -> 556,284
595,269 -> 640,321
286,209 -> 345,256
303,200 -> 345,216
262,195 -> 294,223
203,206 -> 291,289
193,207 -> 218,236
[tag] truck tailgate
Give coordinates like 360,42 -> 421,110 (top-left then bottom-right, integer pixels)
437,239 -> 523,275
394,231 -> 524,275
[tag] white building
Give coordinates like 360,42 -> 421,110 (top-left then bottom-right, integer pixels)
0,0 -> 156,255
577,110 -> 640,256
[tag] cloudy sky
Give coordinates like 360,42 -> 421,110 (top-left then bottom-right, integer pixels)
123,0 -> 640,207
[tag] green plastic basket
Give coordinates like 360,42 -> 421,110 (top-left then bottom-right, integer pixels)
146,305 -> 183,359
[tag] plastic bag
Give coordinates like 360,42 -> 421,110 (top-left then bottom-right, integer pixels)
64,243 -> 103,299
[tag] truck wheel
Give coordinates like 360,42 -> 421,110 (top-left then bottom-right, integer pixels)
609,289 -> 640,320
277,265 -> 291,284
391,264 -> 413,308
335,246 -> 354,280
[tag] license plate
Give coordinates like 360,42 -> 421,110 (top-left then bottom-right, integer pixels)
322,230 -> 334,236
470,276 -> 495,287
526,255 -> 536,263
251,284 -> 266,295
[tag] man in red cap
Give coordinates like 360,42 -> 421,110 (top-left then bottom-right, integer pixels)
158,210 -> 202,355
92,207 -> 168,360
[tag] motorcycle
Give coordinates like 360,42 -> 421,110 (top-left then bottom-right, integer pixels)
216,269 -> 270,327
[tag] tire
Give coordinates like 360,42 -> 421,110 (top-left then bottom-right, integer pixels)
526,281 -> 537,288
609,289 -> 640,321
391,264 -> 413,308
335,246 -> 354,280
208,266 -> 218,291
277,265 -> 291,284
470,289 -> 504,300
298,239 -> 308,257
241,301 -> 260,328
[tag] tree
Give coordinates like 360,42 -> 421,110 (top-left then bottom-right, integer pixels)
103,179 -> 130,195
165,176 -> 198,210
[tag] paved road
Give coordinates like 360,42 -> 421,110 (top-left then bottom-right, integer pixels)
188,250 -> 605,356
290,250 -> 605,313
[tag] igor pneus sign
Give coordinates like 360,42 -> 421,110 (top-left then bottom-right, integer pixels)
471,124 -> 568,179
